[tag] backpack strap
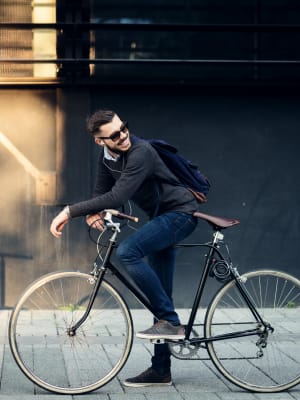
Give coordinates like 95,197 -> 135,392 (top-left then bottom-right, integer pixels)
188,189 -> 207,203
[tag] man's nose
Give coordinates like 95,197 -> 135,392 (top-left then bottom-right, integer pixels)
119,131 -> 127,140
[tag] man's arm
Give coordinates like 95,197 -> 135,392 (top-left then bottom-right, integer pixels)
69,143 -> 154,218
50,143 -> 154,236
50,206 -> 70,237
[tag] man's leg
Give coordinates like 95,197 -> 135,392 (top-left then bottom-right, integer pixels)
121,247 -> 176,387
116,212 -> 197,324
118,212 -> 197,387
148,247 -> 175,374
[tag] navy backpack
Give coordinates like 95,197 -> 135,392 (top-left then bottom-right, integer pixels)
142,138 -> 210,203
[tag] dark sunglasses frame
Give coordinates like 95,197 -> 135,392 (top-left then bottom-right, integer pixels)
95,121 -> 129,142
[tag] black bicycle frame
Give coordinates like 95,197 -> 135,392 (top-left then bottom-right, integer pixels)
70,227 -> 267,344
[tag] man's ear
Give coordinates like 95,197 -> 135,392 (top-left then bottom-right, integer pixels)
94,137 -> 104,146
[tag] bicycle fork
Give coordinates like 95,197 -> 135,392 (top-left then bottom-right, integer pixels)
67,225 -> 119,337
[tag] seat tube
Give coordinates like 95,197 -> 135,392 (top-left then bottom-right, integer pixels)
185,232 -> 222,338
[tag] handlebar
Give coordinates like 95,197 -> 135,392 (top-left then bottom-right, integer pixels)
104,209 -> 139,223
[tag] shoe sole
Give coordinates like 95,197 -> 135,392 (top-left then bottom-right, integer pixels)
136,333 -> 185,340
123,380 -> 172,387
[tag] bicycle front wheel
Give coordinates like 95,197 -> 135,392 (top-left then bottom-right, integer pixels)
9,271 -> 133,394
205,269 -> 300,392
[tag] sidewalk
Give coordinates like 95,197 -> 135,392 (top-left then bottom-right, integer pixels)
0,309 -> 299,400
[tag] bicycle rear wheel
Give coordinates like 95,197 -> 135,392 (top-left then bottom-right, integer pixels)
205,269 -> 300,392
9,271 -> 133,394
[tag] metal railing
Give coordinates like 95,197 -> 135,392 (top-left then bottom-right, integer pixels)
1,22 -> 300,85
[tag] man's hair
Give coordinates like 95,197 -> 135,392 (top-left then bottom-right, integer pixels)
86,109 -> 116,136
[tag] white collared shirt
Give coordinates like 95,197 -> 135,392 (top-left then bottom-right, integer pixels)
104,146 -> 120,162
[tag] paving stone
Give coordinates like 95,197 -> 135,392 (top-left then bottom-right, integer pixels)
1,309 -> 300,400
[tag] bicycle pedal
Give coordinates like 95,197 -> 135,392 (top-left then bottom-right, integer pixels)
150,339 -> 166,344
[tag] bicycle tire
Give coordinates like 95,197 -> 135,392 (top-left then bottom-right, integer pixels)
9,271 -> 133,394
205,269 -> 300,392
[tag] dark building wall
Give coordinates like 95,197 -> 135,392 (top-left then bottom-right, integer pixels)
0,85 -> 299,307
89,86 -> 300,306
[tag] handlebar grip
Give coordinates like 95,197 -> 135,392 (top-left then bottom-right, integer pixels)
105,209 -> 139,223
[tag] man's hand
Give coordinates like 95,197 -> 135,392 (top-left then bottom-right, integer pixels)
86,213 -> 105,231
50,207 -> 70,238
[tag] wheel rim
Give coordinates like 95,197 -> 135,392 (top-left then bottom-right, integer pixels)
205,270 -> 300,392
9,271 -> 133,394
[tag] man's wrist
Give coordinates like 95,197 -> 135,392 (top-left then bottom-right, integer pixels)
63,206 -> 71,219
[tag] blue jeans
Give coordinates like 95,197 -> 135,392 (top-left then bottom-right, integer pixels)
116,211 -> 197,373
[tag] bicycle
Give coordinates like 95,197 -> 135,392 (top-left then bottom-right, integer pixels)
9,209 -> 300,394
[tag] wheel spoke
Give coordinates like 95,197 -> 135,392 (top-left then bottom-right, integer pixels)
205,270 -> 300,392
9,271 -> 133,394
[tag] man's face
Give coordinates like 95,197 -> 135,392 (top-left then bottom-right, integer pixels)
94,114 -> 131,154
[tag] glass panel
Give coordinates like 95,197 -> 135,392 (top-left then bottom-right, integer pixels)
0,0 -> 56,78
0,0 -> 33,77
90,0 -> 256,24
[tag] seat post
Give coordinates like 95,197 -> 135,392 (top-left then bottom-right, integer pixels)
213,230 -> 224,245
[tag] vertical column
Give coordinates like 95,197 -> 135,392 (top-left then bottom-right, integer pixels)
56,0 -> 90,78
56,88 -> 91,205
55,1 -> 92,203
32,0 -> 57,77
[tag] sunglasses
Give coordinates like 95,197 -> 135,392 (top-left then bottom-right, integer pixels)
96,121 -> 129,142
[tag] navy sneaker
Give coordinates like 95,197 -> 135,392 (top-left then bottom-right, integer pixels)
123,367 -> 172,387
136,320 -> 185,340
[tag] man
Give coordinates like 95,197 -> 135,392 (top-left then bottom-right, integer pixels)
50,109 -> 198,387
